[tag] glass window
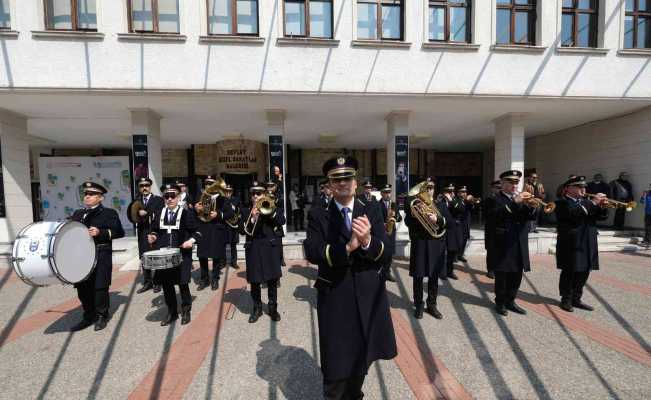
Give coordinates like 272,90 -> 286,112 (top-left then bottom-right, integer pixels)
284,0 -> 332,38
208,0 -> 232,34
561,0 -> 598,48
0,0 -> 11,29
495,0 -> 536,45
357,2 -> 377,39
625,0 -> 651,48
237,0 -> 258,34
129,0 -> 180,33
310,0 -> 332,38
428,1 -> 471,43
429,6 -> 445,41
284,0 -> 306,36
357,1 -> 403,41
46,0 -> 97,31
208,0 -> 258,35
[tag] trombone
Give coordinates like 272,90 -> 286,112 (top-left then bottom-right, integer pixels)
586,193 -> 637,212
519,191 -> 556,214
243,193 -> 276,235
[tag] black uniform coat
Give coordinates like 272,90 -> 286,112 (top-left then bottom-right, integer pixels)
196,195 -> 234,259
554,196 -> 608,272
226,196 -> 241,244
304,197 -> 397,381
483,194 -> 497,268
485,192 -> 538,273
458,199 -> 474,245
241,207 -> 286,283
379,198 -> 403,253
318,193 -> 331,209
404,198 -> 447,279
443,197 -> 464,252
71,205 -> 125,289
136,194 -> 165,256
150,206 -> 202,285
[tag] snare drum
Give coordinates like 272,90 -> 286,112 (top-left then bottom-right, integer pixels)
142,248 -> 182,270
12,221 -> 97,287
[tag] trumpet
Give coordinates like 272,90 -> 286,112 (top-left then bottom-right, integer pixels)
466,195 -> 481,205
243,193 -> 276,235
408,181 -> 446,239
519,191 -> 556,214
586,193 -> 637,212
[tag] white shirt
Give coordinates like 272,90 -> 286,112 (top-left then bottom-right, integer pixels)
289,191 -> 299,210
333,197 -> 371,250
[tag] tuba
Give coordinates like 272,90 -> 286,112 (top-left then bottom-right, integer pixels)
408,181 -> 446,239
197,177 -> 227,222
244,193 -> 276,235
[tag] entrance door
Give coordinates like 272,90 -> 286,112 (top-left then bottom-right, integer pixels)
222,173 -> 256,206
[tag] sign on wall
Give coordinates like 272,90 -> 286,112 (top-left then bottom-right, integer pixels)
132,135 -> 149,181
195,140 -> 267,179
38,156 -> 132,229
395,136 -> 409,198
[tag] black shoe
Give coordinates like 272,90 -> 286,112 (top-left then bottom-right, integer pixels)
487,271 -> 495,279
385,272 -> 396,282
440,275 -> 448,281
136,282 -> 153,294
161,313 -> 178,326
506,302 -> 527,315
211,280 -> 219,291
281,260 -> 286,267
197,281 -> 209,291
457,256 -> 468,262
426,303 -> 443,319
153,285 -> 161,293
560,298 -> 574,312
249,304 -> 263,323
495,304 -> 508,316
94,315 -> 108,331
414,304 -> 424,319
532,229 -> 539,233
268,304 -> 281,322
447,272 -> 458,280
231,263 -> 240,269
70,318 -> 94,332
181,306 -> 192,325
573,300 -> 594,311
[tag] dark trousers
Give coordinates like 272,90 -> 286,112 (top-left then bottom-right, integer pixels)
199,257 -> 223,283
250,279 -> 278,305
162,282 -> 192,314
229,242 -> 238,265
485,246 -> 494,273
446,251 -> 458,275
494,271 -> 523,306
323,375 -> 365,400
413,277 -> 439,306
559,270 -> 590,301
292,209 -> 304,230
613,207 -> 626,229
77,281 -> 109,321
645,215 -> 651,241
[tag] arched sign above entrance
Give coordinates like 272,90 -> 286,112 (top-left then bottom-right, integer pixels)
194,140 -> 267,179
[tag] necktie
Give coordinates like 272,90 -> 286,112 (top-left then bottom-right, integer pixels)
144,196 -> 148,206
342,207 -> 351,234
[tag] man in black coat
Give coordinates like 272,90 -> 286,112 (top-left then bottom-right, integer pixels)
361,180 -> 377,205
483,180 -> 501,279
241,182 -> 286,323
379,184 -> 402,282
148,184 -> 203,326
133,177 -> 165,294
304,156 -> 396,400
405,180 -> 447,319
485,170 -> 538,316
177,181 -> 194,210
319,181 -> 332,209
195,176 -> 234,291
441,184 -> 464,280
224,185 -> 241,269
586,173 -> 610,199
70,181 -> 125,332
266,179 -> 286,267
455,186 -> 475,262
610,172 -> 634,229
555,176 -> 608,312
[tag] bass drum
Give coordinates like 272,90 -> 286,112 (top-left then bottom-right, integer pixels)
12,221 -> 97,287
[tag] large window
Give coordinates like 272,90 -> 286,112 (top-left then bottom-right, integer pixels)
357,0 -> 403,41
208,0 -> 259,35
561,1 -> 598,47
428,1 -> 471,43
45,0 -> 97,31
284,0 -> 333,38
624,0 -> 651,48
495,0 -> 536,45
128,0 -> 180,34
0,0 -> 10,30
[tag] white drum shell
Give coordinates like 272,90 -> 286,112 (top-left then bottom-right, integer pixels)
143,248 -> 182,270
12,221 -> 97,287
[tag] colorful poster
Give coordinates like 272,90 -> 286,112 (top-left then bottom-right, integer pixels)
132,135 -> 149,182
38,156 -> 133,231
395,136 -> 409,204
268,135 -> 285,214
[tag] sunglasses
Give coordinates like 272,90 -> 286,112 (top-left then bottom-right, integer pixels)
139,184 -> 151,188
83,191 -> 100,197
164,193 -> 177,199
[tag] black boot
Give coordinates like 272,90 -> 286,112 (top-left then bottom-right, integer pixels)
495,303 -> 508,316
211,279 -> 220,291
506,302 -> 527,315
197,280 -> 209,291
560,297 -> 574,312
384,268 -> 396,282
487,271 -> 495,279
70,318 -> 94,332
268,304 -> 281,322
426,301 -> 443,319
458,255 -> 468,262
231,262 -> 240,269
572,299 -> 594,311
181,306 -> 192,325
136,282 -> 153,294
249,303 -> 263,323
153,285 -> 161,293
161,312 -> 178,326
414,303 -> 424,319
94,315 -> 109,331
447,272 -> 458,280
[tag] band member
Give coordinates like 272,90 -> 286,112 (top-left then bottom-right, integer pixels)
555,176 -> 608,312
362,181 -> 377,205
524,173 -> 546,233
70,182 -> 125,332
405,179 -> 447,319
379,184 -> 402,282
455,186 -> 475,263
441,183 -> 463,280
177,180 -> 193,209
483,180 -> 501,279
486,170 -> 538,316
224,185 -> 240,269
266,179 -> 286,267
134,178 -> 165,294
195,176 -> 233,291
319,181 -> 332,209
241,182 -> 286,323
304,156 -> 396,400
147,184 -> 202,326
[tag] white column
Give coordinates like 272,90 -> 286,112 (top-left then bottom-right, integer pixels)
0,109 -> 33,243
385,111 -> 410,202
130,108 -> 163,194
494,113 -> 527,190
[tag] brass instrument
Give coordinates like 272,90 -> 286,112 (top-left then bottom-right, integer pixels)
519,191 -> 556,214
385,207 -> 397,235
197,177 -> 227,222
127,199 -> 146,224
225,203 -> 241,229
586,193 -> 637,212
244,193 -> 277,235
408,181 -> 446,239
466,195 -> 481,205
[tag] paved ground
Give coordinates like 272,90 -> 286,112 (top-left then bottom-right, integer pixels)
0,250 -> 649,400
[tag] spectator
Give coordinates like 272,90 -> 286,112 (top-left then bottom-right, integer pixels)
524,173 -> 546,233
586,173 -> 610,197
610,172 -> 634,230
640,184 -> 651,245
288,184 -> 304,231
